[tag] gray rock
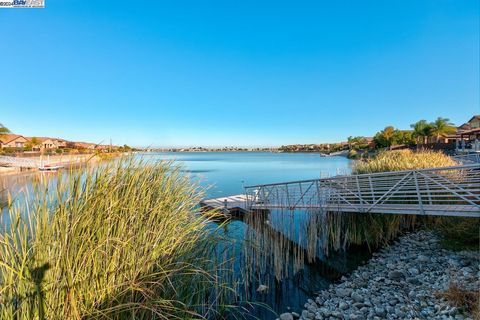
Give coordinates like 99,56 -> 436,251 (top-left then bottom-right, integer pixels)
395,309 -> 406,318
374,307 -> 386,317
407,277 -> 421,285
352,302 -> 364,309
388,298 -> 398,306
351,292 -> 364,303
417,255 -> 430,263
335,288 -> 352,297
408,267 -> 420,276
279,313 -> 294,320
302,310 -> 309,319
359,307 -> 369,314
388,271 -> 404,280
307,305 -> 317,313
339,302 -> 349,310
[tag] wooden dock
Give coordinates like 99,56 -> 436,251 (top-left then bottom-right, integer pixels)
200,194 -> 250,217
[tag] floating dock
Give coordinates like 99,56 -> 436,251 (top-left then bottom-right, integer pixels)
200,194 -> 250,218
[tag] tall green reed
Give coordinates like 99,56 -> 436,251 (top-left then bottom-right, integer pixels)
0,159 -> 237,319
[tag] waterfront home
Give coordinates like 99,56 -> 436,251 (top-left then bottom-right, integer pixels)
95,145 -> 111,152
456,115 -> 480,153
36,137 -> 61,150
0,134 -> 28,149
73,142 -> 96,150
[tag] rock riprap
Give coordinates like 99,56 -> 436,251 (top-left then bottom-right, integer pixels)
278,231 -> 479,320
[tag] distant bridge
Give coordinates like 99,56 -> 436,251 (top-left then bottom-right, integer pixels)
202,164 -> 480,218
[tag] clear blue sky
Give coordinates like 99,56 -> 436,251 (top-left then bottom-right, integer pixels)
0,0 -> 478,147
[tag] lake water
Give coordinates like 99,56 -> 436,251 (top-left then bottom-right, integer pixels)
135,152 -> 371,319
0,152 -> 372,319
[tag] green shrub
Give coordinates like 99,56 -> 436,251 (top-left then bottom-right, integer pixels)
0,159 -> 235,319
347,149 -> 358,159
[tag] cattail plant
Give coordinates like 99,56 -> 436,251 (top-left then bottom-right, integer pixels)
0,159 -> 238,320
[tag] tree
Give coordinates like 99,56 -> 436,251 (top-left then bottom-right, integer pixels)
410,120 -> 433,146
393,130 -> 415,146
430,117 -> 456,142
0,123 -> 10,149
374,126 -> 397,149
0,123 -> 10,136
25,137 -> 40,150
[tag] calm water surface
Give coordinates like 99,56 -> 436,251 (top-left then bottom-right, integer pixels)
137,152 -> 370,319
0,152 -> 372,319
139,152 -> 352,197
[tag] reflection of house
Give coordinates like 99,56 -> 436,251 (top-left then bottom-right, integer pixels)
456,115 -> 480,153
0,134 -> 28,148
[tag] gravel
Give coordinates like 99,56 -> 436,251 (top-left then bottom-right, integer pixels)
277,231 -> 479,320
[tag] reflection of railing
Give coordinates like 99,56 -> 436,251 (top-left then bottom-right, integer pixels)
245,164 -> 480,217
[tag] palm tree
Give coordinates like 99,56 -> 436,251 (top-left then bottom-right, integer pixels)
410,120 -> 433,146
430,117 -> 456,142
0,123 -> 10,149
0,123 -> 10,136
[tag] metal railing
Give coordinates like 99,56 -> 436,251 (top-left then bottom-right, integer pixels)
245,164 -> 480,217
453,153 -> 480,164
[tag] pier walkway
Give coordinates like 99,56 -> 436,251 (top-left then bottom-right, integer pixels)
202,164 -> 480,218
0,155 -> 43,168
0,155 -> 69,170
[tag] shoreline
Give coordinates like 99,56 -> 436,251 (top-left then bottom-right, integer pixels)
0,154 -> 108,177
279,231 -> 479,320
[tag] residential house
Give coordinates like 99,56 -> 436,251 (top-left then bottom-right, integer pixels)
467,115 -> 480,129
73,142 -> 96,150
36,137 -> 60,150
56,138 -> 68,148
29,137 -> 70,150
95,145 -> 112,152
456,115 -> 480,153
0,134 -> 28,149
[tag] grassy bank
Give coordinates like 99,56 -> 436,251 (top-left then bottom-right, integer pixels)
0,159 -> 235,319
353,149 -> 457,174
